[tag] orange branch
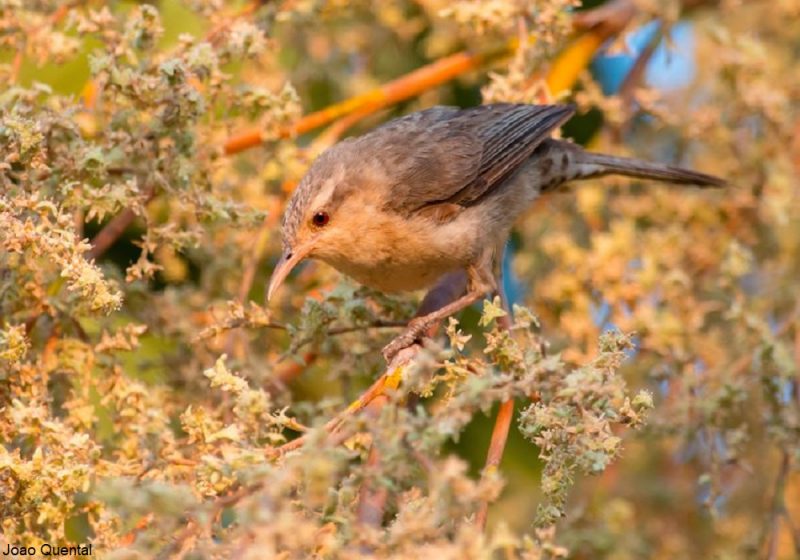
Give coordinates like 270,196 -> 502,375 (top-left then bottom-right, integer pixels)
223,1 -> 635,156
470,16 -> 622,530
545,30 -> 610,96
9,50 -> 24,84
271,361 -> 405,456
223,46 -> 506,155
475,283 -> 516,530
224,28 -> 623,155
475,399 -> 515,529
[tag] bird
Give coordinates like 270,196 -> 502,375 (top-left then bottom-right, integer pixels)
267,103 -> 725,361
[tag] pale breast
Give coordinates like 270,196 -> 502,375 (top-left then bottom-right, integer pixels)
332,257 -> 457,293
316,205 -> 483,293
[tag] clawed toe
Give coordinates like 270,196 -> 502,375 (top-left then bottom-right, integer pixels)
382,332 -> 417,363
382,323 -> 428,363
382,317 -> 439,363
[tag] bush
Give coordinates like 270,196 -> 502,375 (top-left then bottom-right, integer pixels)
1,1 -> 798,558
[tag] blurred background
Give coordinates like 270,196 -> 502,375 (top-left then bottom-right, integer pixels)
1,1 -> 799,558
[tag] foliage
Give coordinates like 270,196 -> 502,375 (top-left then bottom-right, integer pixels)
1,0 -> 799,558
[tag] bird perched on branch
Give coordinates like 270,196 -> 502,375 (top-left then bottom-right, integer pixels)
267,103 -> 724,361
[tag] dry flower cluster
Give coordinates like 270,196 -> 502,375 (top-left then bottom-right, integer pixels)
1,0 -> 799,559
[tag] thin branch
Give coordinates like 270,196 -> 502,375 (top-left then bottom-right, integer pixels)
155,483 -> 263,560
761,317 -> 799,557
10,50 -> 24,85
195,313 -> 405,348
572,0 -> 722,31
269,273 -> 472,457
475,399 -> 515,530
271,363 -> 402,456
788,319 -> 800,554
608,22 -> 664,144
786,509 -> 800,556
206,0 -> 262,45
356,394 -> 391,527
225,195 -> 286,357
545,26 -> 619,97
311,106 -> 379,150
794,320 -> 800,407
223,47 -> 504,154
268,278 -> 472,535
223,9 -> 635,155
764,450 -> 791,560
618,22 -> 663,105
9,1 -> 77,84
86,185 -> 155,260
475,274 -> 516,530
287,320 -> 407,354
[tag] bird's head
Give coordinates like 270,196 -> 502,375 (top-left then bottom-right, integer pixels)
267,138 -> 373,301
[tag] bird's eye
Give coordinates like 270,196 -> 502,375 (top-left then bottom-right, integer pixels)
312,211 -> 330,227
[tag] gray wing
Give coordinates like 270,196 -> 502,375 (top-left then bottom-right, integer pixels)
369,104 -> 575,216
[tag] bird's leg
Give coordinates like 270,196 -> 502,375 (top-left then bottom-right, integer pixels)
382,256 -> 496,363
381,290 -> 484,362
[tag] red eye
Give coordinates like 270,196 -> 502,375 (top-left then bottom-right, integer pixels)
312,211 -> 329,227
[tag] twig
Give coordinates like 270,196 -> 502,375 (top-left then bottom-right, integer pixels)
617,22 -> 663,105
610,22 -> 664,143
475,273 -> 516,530
794,321 -> 800,407
763,450 -> 791,560
287,320 -> 407,354
10,50 -> 24,85
225,195 -> 285,357
206,0 -> 262,45
86,185 -> 155,260
310,107 -> 379,150
155,483 -> 263,560
475,399 -> 515,530
270,272 -> 473,457
310,275 -> 477,524
196,313 -> 405,348
788,319 -> 800,554
760,311 -> 800,557
355,394 -> 391,527
271,362 -> 404,456
786,508 -> 800,556
9,1 -> 77,84
572,0 -> 638,32
545,25 -> 620,97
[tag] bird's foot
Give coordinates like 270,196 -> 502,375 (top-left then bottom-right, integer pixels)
381,317 -> 432,363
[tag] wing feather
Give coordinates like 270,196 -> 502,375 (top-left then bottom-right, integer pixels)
451,104 -> 575,205
363,103 -> 575,216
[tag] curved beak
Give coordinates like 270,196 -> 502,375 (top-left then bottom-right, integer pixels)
267,242 -> 314,302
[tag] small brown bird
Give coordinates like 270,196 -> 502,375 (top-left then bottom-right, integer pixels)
268,104 -> 724,360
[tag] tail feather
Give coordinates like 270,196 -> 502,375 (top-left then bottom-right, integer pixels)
575,151 -> 726,188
